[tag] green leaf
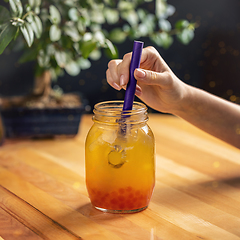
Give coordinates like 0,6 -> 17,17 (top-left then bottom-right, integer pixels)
118,1 -> 134,11
177,28 -> 194,45
77,57 -> 91,70
165,4 -> 175,18
175,20 -> 189,30
121,10 -> 138,27
68,8 -> 79,22
155,0 -> 166,19
65,61 -> 81,76
158,19 -> 171,32
9,0 -> 18,16
55,51 -> 67,68
80,40 -> 97,59
151,32 -> 173,49
36,0 -> 41,7
26,13 -> 42,39
28,0 -> 35,8
90,10 -> 105,24
9,0 -> 23,17
138,23 -> 149,36
104,8 -> 119,24
49,24 -> 61,42
64,0 -> 77,7
46,44 -> 55,55
77,20 -> 86,33
25,22 -> 34,44
28,0 -> 41,8
0,6 -> 11,25
49,5 -> 61,24
37,49 -> 50,67
34,6 -> 40,14
108,28 -> 126,43
0,23 -> 17,54
20,25 -> 30,46
156,0 -> 175,19
26,13 -> 34,23
32,15 -> 42,38
94,31 -> 105,45
0,22 -> 8,31
104,39 -> 118,59
20,22 -> 34,47
63,23 -> 81,42
137,8 -> 147,22
89,49 -> 101,60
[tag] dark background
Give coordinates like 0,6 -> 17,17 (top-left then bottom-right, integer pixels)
1,0 -> 240,112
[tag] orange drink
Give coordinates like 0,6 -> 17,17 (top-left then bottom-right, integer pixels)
85,101 -> 155,213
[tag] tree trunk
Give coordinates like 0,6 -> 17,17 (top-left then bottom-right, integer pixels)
0,71 -> 82,109
0,71 -> 52,109
33,71 -> 51,98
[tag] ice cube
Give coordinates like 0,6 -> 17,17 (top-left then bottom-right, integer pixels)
102,129 -> 117,144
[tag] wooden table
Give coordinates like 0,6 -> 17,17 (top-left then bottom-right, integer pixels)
0,114 -> 240,240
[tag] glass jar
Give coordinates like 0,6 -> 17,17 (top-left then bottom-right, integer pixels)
85,101 -> 155,213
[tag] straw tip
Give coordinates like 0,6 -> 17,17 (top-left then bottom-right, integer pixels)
134,40 -> 144,45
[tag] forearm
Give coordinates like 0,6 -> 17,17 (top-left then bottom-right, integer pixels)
174,85 -> 240,148
106,47 -> 240,148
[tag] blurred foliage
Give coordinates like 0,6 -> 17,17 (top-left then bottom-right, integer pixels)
0,0 -> 196,80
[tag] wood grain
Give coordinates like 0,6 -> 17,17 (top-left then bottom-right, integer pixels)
0,207 -> 43,240
0,114 -> 240,240
0,186 -> 81,240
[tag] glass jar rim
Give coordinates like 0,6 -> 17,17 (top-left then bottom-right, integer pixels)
94,100 -> 147,114
93,100 -> 148,124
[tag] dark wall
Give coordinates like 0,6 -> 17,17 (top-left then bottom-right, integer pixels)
167,0 -> 240,104
0,0 -> 240,111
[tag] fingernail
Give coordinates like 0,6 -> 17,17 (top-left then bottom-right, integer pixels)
135,69 -> 146,78
120,75 -> 125,86
135,88 -> 142,96
113,82 -> 121,90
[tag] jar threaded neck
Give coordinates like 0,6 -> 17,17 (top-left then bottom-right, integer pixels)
93,101 -> 148,124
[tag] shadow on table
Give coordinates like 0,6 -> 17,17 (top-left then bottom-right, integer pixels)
77,202 -> 125,220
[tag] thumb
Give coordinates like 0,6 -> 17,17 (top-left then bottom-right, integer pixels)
134,68 -> 168,86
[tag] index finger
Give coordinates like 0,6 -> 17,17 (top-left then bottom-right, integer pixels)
139,46 -> 169,72
117,52 -> 132,87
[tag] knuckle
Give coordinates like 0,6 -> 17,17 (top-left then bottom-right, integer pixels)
123,52 -> 131,61
106,69 -> 113,82
106,69 -> 111,81
107,60 -> 115,69
149,71 -> 158,81
146,46 -> 157,54
106,68 -> 110,77
146,46 -> 160,58
165,71 -> 172,81
164,72 -> 174,86
146,46 -> 155,52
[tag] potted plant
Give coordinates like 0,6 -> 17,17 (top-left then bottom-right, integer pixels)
0,0 -> 195,138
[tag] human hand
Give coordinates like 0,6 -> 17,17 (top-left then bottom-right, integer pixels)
106,46 -> 189,114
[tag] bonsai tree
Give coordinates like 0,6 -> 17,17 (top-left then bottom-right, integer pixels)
0,0 -> 195,107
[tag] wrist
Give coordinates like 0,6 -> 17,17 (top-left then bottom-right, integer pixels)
170,83 -> 194,117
